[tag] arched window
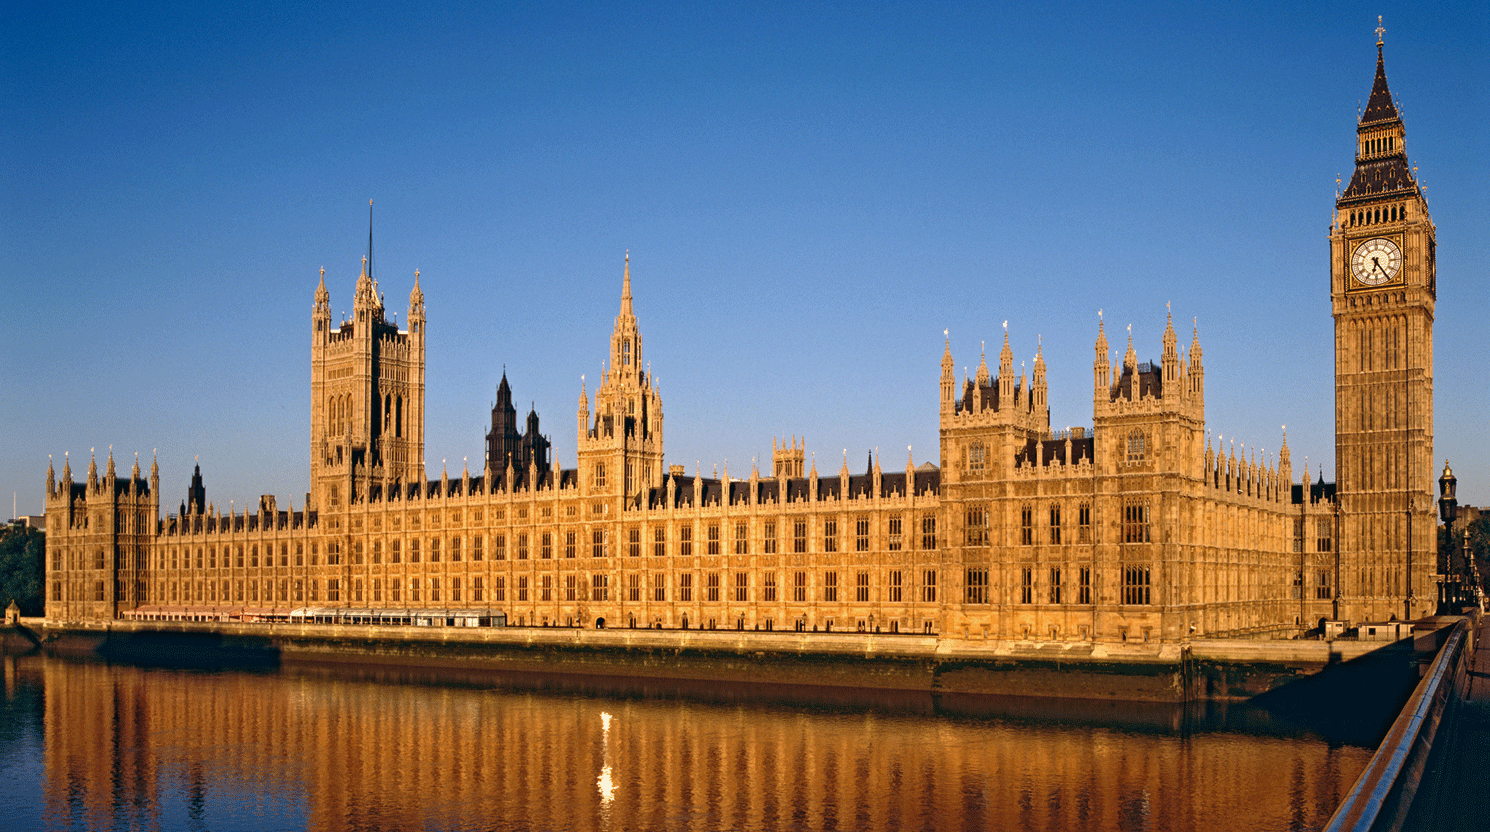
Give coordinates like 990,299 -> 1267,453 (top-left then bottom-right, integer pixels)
1126,430 -> 1146,463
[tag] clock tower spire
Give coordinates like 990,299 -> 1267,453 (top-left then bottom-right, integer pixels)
1330,20 -> 1437,623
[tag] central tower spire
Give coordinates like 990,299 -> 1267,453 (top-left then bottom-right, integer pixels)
579,253 -> 665,505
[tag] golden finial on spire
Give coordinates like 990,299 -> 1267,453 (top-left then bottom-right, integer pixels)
1375,15 -> 1385,46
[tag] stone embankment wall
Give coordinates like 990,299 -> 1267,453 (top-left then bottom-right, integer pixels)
10,618 -> 1427,704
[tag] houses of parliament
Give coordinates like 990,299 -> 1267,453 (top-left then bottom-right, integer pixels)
42,34 -> 1439,643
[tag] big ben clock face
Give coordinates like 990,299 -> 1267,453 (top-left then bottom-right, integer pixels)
1351,237 -> 1402,286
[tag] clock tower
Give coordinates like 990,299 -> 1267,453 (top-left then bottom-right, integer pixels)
1331,21 -> 1436,623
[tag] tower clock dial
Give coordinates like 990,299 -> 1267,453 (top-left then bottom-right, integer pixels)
1351,237 -> 1402,286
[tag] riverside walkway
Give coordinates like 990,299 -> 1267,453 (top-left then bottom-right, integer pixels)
1399,614 -> 1490,832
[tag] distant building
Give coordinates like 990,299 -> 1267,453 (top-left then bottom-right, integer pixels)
41,35 -> 1440,639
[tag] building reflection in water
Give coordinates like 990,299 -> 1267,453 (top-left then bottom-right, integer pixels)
18,655 -> 1372,831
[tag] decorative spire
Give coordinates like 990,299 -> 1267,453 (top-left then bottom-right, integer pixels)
409,268 -> 424,309
1361,18 -> 1400,126
315,266 -> 329,309
620,250 -> 633,317
1123,323 -> 1137,368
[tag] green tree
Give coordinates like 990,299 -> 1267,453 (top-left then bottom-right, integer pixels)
0,525 -> 45,616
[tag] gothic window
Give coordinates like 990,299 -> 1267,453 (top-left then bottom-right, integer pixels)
679,573 -> 693,602
966,508 -> 989,546
764,573 -> 777,602
566,574 -> 577,601
855,517 -> 869,552
762,522 -> 777,554
1049,504 -> 1062,544
793,571 -> 807,602
793,521 -> 807,553
889,570 -> 902,602
681,525 -> 693,557
628,573 -> 641,602
921,515 -> 937,550
653,573 -> 666,602
653,527 -> 665,557
594,462 -> 606,488
566,531 -> 577,558
735,522 -> 748,555
516,576 -> 527,602
1049,567 -> 1062,604
622,340 -> 631,366
1019,567 -> 1032,604
734,572 -> 748,602
592,529 -> 605,558
921,570 -> 937,603
887,515 -> 902,551
966,569 -> 989,604
706,572 -> 720,602
1123,501 -> 1151,543
541,532 -> 552,559
1020,505 -> 1033,545
1126,431 -> 1146,462
707,523 -> 720,555
823,571 -> 838,602
968,443 -> 986,473
1078,567 -> 1092,604
1122,565 -> 1151,605
517,533 -> 528,560
628,527 -> 641,557
1316,518 -> 1334,553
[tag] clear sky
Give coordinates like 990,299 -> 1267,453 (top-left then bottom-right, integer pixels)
3,1 -> 1487,516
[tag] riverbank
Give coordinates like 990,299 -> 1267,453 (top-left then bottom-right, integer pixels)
7,616 -> 1446,706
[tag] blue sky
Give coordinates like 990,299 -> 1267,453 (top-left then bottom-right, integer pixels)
3,1 -> 1487,514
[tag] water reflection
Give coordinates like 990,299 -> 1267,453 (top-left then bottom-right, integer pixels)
1,653 -> 1372,831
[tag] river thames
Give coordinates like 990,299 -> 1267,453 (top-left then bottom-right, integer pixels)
0,653 -> 1375,831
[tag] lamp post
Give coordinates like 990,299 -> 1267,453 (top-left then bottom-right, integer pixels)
1437,460 -> 1458,611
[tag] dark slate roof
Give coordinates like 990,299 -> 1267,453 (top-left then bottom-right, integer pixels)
913,468 -> 939,496
1341,156 -> 1416,202
1112,362 -> 1161,401
1361,46 -> 1400,125
1016,435 -> 1095,467
1292,477 -> 1338,505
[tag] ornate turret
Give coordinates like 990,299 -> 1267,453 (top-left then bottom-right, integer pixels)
939,333 -> 955,414
997,326 -> 1014,406
578,254 -> 665,503
1093,313 -> 1111,400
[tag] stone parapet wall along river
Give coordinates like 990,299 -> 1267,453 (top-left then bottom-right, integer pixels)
10,617 -> 1442,705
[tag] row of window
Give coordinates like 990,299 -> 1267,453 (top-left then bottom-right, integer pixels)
1347,203 -> 1405,227
66,563 -> 1162,608
1292,570 -> 1333,600
60,569 -> 948,607
963,566 -> 1133,605
1292,518 -> 1335,553
109,515 -> 944,574
964,502 -> 1140,546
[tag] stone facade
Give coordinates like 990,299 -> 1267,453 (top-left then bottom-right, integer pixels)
1329,36 -> 1437,624
41,38 -> 1433,640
